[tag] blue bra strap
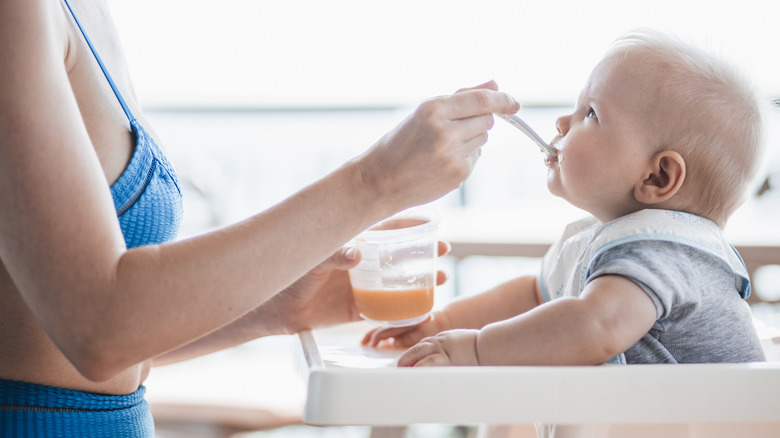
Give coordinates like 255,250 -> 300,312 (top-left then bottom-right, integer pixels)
61,0 -> 136,124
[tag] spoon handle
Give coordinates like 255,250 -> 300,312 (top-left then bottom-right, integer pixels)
496,113 -> 557,157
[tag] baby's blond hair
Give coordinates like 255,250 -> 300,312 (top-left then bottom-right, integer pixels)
606,29 -> 763,227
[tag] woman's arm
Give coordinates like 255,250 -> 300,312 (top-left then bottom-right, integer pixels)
156,241 -> 451,366
0,1 -> 520,381
152,247 -> 361,366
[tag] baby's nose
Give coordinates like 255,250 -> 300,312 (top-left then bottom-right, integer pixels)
555,115 -> 570,136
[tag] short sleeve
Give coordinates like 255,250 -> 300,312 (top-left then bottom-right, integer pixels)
587,240 -> 713,320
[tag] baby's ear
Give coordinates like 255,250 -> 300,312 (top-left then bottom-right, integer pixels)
634,151 -> 686,204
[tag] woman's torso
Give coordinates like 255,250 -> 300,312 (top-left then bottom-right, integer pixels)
0,0 -> 163,395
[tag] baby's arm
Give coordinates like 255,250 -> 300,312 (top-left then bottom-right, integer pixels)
363,275 -> 542,347
399,274 -> 656,366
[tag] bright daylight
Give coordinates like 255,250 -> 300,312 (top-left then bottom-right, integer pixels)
2,1 -> 780,437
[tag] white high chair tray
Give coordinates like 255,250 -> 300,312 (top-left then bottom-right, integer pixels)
296,321 -> 780,426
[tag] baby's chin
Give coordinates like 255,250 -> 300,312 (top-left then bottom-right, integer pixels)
545,173 -> 561,196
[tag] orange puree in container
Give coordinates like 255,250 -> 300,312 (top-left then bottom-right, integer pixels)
352,286 -> 434,321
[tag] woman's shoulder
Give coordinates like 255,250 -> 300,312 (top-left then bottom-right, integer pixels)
0,0 -> 72,68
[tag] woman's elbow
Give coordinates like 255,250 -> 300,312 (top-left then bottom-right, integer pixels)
63,336 -> 135,382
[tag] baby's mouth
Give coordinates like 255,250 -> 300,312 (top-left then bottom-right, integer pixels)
544,144 -> 560,168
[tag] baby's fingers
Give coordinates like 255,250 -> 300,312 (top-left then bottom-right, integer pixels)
411,354 -> 452,367
360,329 -> 377,345
361,325 -> 415,347
397,339 -> 439,367
362,313 -> 438,347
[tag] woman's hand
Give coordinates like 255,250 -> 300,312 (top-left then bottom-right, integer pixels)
267,241 -> 452,335
357,80 -> 519,213
259,246 -> 362,335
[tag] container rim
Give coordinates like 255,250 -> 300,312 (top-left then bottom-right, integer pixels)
357,208 -> 439,239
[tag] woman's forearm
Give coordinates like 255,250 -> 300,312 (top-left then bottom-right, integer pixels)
151,302 -> 282,367
85,161 -> 387,379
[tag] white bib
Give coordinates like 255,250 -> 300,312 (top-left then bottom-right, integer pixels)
540,209 -> 749,301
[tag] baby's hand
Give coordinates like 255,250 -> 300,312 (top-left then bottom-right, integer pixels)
396,329 -> 480,367
361,311 -> 450,348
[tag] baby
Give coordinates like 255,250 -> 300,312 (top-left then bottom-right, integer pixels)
364,29 -> 766,367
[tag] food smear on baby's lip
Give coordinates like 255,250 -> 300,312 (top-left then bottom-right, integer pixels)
544,150 -> 559,169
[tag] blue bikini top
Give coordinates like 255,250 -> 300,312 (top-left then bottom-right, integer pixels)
64,0 -> 182,248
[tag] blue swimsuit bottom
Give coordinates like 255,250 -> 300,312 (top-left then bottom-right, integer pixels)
0,381 -> 152,438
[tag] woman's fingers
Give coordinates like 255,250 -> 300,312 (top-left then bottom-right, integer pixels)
310,246 -> 361,275
455,79 -> 499,94
442,88 -> 519,121
436,270 -> 447,286
437,241 -> 451,257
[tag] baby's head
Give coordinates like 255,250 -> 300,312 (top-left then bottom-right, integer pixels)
548,29 -> 763,227
609,30 -> 763,226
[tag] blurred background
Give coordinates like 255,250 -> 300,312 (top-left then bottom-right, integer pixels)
106,1 -> 780,436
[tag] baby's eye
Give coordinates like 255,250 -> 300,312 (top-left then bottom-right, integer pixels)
587,107 -> 598,120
